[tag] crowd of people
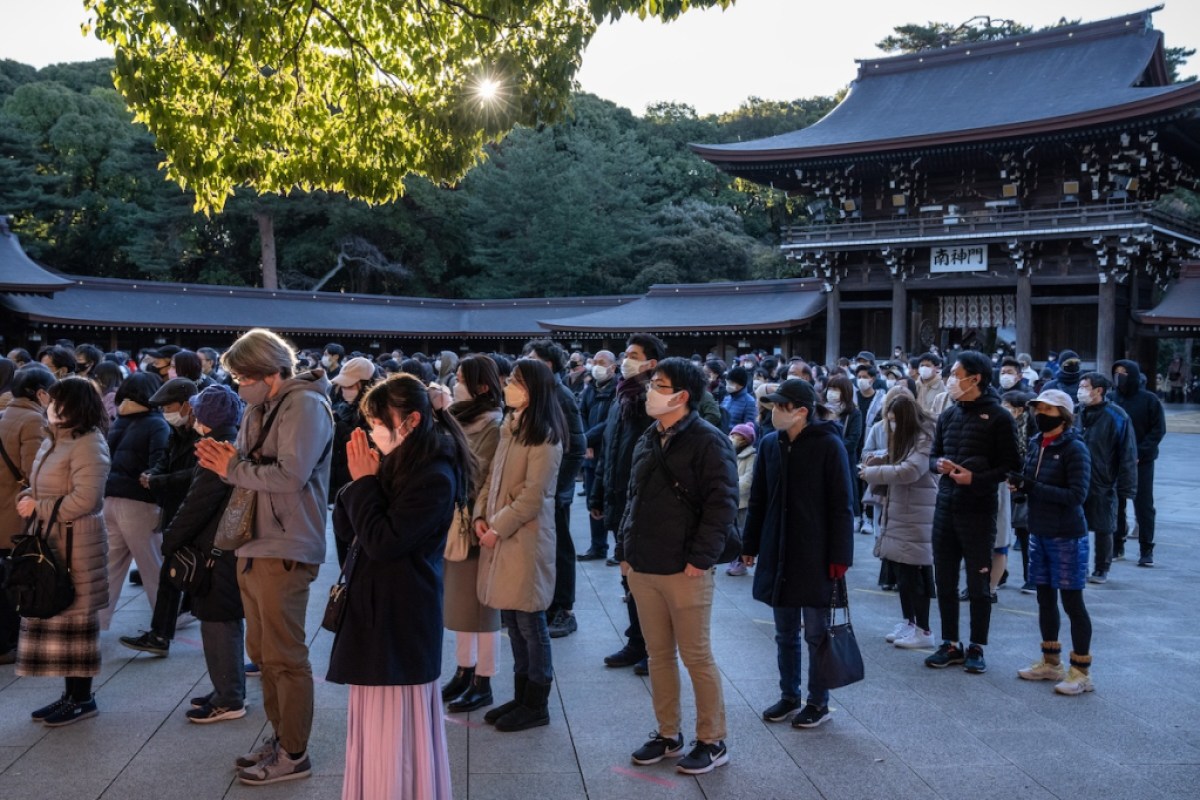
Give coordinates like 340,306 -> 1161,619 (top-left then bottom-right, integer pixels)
0,330 -> 1168,797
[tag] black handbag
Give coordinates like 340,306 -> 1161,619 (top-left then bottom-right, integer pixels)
811,577 -> 865,689
322,537 -> 360,633
165,544 -> 219,597
4,498 -> 76,619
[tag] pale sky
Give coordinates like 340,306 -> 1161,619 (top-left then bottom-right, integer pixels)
1,0 -> 1197,117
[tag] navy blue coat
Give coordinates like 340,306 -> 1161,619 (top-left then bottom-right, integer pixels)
720,388 -> 757,431
580,377 -> 617,450
326,445 -> 458,686
742,419 -> 855,608
1022,428 -> 1091,539
1078,399 -> 1138,534
105,410 -> 170,503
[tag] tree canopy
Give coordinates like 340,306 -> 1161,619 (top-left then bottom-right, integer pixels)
83,0 -> 734,212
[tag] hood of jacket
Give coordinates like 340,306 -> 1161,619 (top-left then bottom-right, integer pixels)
270,368 -> 332,406
1113,359 -> 1143,398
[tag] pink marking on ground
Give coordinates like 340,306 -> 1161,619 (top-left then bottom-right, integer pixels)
444,715 -> 484,729
611,766 -> 677,787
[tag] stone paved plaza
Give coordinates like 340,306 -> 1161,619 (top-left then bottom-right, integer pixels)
2,418 -> 1198,799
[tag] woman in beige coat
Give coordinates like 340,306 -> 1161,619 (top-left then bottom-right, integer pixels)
1,367 -> 56,663
474,359 -> 564,733
15,376 -> 111,726
442,356 -> 504,712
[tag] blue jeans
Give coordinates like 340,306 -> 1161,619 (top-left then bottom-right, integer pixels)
201,619 -> 246,708
774,606 -> 830,707
501,610 -> 553,684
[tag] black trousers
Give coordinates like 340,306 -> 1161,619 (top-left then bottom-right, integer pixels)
932,496 -> 995,646
582,462 -> 607,554
149,578 -> 184,640
548,501 -> 576,613
1116,459 -> 1156,558
0,548 -> 18,652
622,574 -> 645,653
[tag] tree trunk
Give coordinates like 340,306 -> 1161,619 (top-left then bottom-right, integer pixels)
255,210 -> 278,289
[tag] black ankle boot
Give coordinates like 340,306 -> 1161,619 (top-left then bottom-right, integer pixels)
448,675 -> 493,713
441,666 -> 474,702
484,674 -> 528,724
495,679 -> 552,732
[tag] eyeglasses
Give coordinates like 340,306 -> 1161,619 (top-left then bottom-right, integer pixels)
647,381 -> 678,394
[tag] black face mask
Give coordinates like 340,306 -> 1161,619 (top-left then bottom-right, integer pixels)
1115,373 -> 1128,387
1034,413 -> 1064,433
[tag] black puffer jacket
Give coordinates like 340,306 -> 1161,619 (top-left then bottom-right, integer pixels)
1111,359 -> 1166,462
1022,427 -> 1091,539
146,424 -> 200,530
554,380 -> 586,506
105,409 -> 170,502
580,377 -> 617,450
742,419 -> 855,608
616,411 -> 738,574
1078,399 -> 1138,533
1044,349 -> 1083,396
929,386 -> 1021,502
160,423 -> 242,622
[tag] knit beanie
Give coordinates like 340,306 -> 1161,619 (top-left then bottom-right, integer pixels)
730,422 -> 757,445
727,366 -> 750,389
190,384 -> 244,429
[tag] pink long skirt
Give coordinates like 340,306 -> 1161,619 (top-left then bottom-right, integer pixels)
342,681 -> 452,800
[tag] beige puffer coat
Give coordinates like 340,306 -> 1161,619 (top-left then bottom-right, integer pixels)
474,416 -> 562,613
1,398 -> 49,549
23,427 -> 111,615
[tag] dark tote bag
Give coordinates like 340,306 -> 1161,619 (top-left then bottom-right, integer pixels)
811,577 -> 865,689
322,538 -> 360,633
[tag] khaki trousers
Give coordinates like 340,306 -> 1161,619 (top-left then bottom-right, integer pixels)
238,557 -> 319,754
627,568 -> 726,742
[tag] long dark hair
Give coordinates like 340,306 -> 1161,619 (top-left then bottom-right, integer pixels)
49,376 -> 108,436
452,354 -> 502,425
825,373 -> 855,416
886,394 -> 923,464
362,373 -> 476,501
510,359 -> 565,448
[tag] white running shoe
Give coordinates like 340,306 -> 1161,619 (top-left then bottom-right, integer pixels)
1054,667 -> 1095,695
885,621 -> 915,643
894,628 -> 935,649
1017,659 -> 1066,682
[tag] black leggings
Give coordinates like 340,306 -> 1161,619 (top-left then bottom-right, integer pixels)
65,676 -> 93,702
1036,586 -> 1091,656
894,563 -> 935,632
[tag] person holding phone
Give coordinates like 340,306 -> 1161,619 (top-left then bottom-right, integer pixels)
1010,389 -> 1095,696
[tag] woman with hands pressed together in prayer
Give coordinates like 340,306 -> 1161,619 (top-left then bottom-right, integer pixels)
326,375 -> 473,800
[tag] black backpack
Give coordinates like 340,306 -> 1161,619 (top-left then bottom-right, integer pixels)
4,497 -> 76,619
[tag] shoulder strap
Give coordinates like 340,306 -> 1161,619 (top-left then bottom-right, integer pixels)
650,436 -> 701,517
247,401 -> 286,461
0,436 -> 24,486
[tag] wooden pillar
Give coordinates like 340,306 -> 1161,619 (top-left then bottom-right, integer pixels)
824,284 -> 841,368
1016,269 -> 1032,356
1097,274 -> 1116,374
890,277 -> 907,354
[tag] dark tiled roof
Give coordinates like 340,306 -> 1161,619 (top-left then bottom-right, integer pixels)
0,276 -> 636,339
0,222 -> 72,293
692,9 -> 1200,164
1138,262 -> 1200,326
540,279 -> 826,333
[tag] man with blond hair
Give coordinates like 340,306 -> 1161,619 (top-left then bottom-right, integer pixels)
196,328 -> 333,786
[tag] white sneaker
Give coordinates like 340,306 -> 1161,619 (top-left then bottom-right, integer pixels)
175,611 -> 198,629
885,621 -> 915,643
1017,659 -> 1066,682
1054,667 -> 1095,695
894,628 -> 935,649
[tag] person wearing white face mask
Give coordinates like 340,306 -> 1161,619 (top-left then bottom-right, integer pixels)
328,357 -> 380,554
473,359 -> 565,733
1075,372 -> 1137,585
998,357 -> 1030,393
195,328 -> 334,786
915,352 -> 948,416
852,365 -> 886,535
577,350 -> 618,561
118,378 -> 202,658
321,343 -> 345,380
740,378 -> 855,730
618,358 -> 738,775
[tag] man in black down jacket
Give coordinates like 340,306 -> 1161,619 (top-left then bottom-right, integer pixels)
740,379 -> 854,730
1111,359 -> 1166,565
926,351 -> 1021,675
1076,372 -> 1137,583
590,333 -> 666,671
617,357 -> 737,775
522,339 -> 587,638
577,350 -> 618,561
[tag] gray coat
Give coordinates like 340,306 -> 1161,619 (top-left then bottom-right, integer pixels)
861,429 -> 936,567
475,416 -> 562,613
1,398 -> 48,549
444,409 -> 503,632
226,370 -> 333,565
24,427 -> 111,615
